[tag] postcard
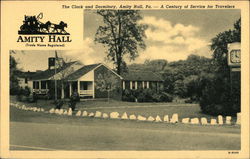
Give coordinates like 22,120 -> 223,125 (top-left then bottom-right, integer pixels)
0,0 -> 249,158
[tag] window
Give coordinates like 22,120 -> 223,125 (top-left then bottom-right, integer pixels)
143,81 -> 148,89
33,81 -> 39,89
137,81 -> 142,89
125,81 -> 130,89
132,81 -> 136,89
41,81 -> 47,89
80,82 -> 88,90
25,78 -> 28,84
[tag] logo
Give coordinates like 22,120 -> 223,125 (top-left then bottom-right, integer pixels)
18,13 -> 70,35
17,13 -> 72,44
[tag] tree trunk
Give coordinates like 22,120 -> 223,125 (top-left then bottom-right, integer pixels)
116,54 -> 122,75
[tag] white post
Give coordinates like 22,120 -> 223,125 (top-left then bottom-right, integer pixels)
69,82 -> 72,97
135,81 -> 138,90
61,82 -> 64,99
39,81 -> 41,90
130,81 -> 132,89
92,81 -> 95,98
147,81 -> 149,88
122,81 -> 125,90
77,81 -> 80,94
142,81 -> 145,89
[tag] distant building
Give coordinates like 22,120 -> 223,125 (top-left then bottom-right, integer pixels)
16,71 -> 36,89
18,57 -> 163,100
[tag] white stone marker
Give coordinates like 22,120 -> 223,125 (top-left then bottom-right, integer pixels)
110,112 -> 119,119
155,115 -> 162,122
102,113 -> 109,119
129,114 -> 137,120
182,118 -> 190,124
226,116 -> 232,125
67,108 -> 72,116
137,115 -> 146,121
210,119 -> 217,125
218,115 -> 223,125
94,111 -> 102,118
49,108 -> 55,114
190,118 -> 199,124
76,110 -> 81,116
147,116 -> 155,122
121,112 -> 128,119
201,117 -> 208,125
170,113 -> 178,123
236,113 -> 241,125
55,109 -> 60,114
82,111 -> 88,117
163,115 -> 169,123
63,110 -> 68,115
59,109 -> 64,115
88,112 -> 95,117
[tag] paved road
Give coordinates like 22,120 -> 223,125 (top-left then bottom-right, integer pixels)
10,121 -> 240,150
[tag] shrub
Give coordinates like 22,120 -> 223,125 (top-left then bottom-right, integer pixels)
199,75 -> 240,116
122,88 -> 173,103
55,99 -> 64,109
160,92 -> 173,102
16,87 -> 31,102
122,89 -> 135,102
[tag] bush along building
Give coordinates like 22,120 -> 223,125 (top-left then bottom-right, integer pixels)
17,57 -> 167,102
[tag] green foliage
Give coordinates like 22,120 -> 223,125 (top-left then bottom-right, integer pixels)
128,55 -> 214,100
10,53 -> 21,95
55,99 -> 64,109
16,86 -> 32,102
199,18 -> 241,116
200,74 -> 240,116
95,72 -> 119,92
122,88 -> 173,103
210,18 -> 241,74
95,10 -> 147,74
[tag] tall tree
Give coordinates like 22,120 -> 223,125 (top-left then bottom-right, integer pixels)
95,10 -> 147,75
210,18 -> 241,74
10,51 -> 21,95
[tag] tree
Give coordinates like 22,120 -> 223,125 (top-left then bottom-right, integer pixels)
10,51 -> 21,95
210,18 -> 241,74
95,71 -> 120,101
95,10 -> 147,75
199,18 -> 241,115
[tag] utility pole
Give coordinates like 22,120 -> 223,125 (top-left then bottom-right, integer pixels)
54,51 -> 58,101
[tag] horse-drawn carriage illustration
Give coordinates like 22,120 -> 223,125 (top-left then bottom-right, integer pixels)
18,14 -> 69,35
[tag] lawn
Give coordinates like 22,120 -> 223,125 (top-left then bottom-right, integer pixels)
10,106 -> 240,150
10,95 -> 237,123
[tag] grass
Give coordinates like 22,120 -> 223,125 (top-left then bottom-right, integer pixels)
10,106 -> 240,150
10,95 -> 237,123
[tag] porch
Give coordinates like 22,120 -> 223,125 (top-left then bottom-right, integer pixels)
68,81 -> 94,98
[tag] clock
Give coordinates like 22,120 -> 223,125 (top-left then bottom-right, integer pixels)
227,42 -> 241,67
230,49 -> 241,63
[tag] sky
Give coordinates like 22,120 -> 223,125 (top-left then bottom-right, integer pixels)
13,9 -> 240,72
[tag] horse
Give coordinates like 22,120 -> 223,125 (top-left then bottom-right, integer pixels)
52,21 -> 68,34
38,21 -> 52,33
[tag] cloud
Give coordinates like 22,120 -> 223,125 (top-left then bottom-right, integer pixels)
64,37 -> 106,65
134,16 -> 209,63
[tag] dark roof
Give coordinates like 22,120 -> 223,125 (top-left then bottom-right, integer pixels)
16,71 -> 36,78
31,62 -> 76,80
66,63 -> 101,80
121,70 -> 163,82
